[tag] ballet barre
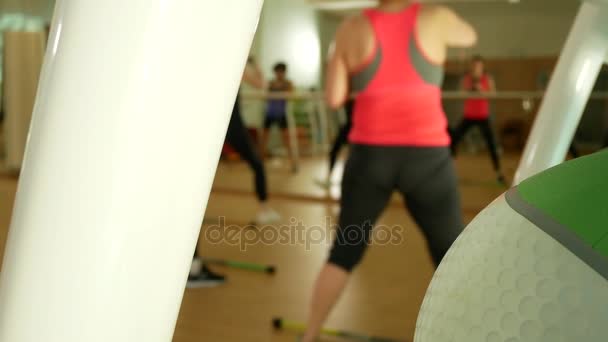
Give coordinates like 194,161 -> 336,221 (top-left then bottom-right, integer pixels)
239,90 -> 608,170
240,90 -> 608,100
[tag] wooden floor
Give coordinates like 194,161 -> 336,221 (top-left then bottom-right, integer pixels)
0,151 -> 518,341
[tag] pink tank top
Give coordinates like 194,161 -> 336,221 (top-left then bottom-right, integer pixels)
348,3 -> 449,146
463,74 -> 491,119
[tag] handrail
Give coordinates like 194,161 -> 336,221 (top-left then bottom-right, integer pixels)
240,90 -> 608,101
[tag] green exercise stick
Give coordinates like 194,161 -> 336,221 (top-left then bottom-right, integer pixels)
272,317 -> 406,342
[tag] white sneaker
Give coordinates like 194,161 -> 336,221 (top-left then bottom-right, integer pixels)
266,208 -> 281,222
255,208 -> 281,225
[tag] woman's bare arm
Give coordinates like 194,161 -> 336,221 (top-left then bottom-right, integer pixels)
242,58 -> 265,89
436,6 -> 477,48
325,18 -> 356,110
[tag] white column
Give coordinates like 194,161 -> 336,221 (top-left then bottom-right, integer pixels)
513,1 -> 608,184
0,1 -> 263,341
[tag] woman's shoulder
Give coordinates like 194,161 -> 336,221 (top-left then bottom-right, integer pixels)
337,13 -> 371,39
334,13 -> 374,56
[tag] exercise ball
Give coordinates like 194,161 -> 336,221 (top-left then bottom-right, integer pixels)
415,151 -> 608,341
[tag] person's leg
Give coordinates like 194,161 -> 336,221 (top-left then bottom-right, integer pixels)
399,147 -> 463,266
226,111 -> 280,223
260,116 -> 272,160
328,125 -> 350,176
479,119 -> 504,182
225,110 -> 268,202
450,118 -> 474,155
192,243 -> 200,259
189,243 -> 202,277
303,145 -> 395,342
279,115 -> 297,172
303,264 -> 349,342
569,143 -> 580,158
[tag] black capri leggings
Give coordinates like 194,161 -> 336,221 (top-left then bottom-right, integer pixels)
450,118 -> 501,172
225,96 -> 268,202
328,145 -> 463,272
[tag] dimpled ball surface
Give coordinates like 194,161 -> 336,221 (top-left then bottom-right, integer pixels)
414,195 -> 608,342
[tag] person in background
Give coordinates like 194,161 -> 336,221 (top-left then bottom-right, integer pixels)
188,57 -> 280,288
301,0 -> 476,340
450,55 -> 505,184
323,99 -> 354,187
260,62 -> 297,172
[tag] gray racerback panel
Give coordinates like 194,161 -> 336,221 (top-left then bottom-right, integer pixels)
408,31 -> 444,86
350,47 -> 383,93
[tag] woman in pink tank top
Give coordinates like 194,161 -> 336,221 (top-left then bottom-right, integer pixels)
450,55 -> 505,184
302,1 -> 477,340
347,5 -> 450,146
